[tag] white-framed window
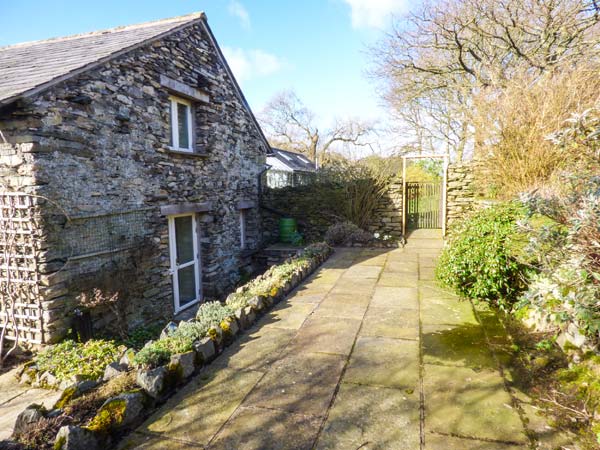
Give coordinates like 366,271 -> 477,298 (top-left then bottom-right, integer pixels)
169,95 -> 193,152
168,213 -> 202,313
240,209 -> 247,250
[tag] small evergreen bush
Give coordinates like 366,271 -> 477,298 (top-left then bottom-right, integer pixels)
324,221 -> 373,246
133,335 -> 193,368
194,301 -> 234,324
436,202 -> 528,306
123,323 -> 163,350
133,302 -> 234,368
515,180 -> 600,338
35,339 -> 123,382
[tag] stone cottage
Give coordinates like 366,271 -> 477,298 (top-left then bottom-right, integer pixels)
0,12 -> 270,344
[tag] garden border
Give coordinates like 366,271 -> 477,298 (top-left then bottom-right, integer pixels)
10,243 -> 333,450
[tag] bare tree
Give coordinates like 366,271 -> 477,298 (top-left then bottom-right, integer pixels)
373,0 -> 600,160
471,64 -> 600,196
259,90 -> 375,163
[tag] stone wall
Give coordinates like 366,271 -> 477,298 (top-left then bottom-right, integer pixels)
366,179 -> 403,238
261,178 -> 404,243
0,22 -> 266,343
260,184 -> 340,244
260,162 -> 483,246
446,161 -> 480,229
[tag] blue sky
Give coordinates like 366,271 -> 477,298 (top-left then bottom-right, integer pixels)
0,0 -> 411,150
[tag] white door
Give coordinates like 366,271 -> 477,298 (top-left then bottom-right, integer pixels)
168,214 -> 202,313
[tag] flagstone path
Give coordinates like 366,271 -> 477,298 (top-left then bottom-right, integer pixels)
121,230 -> 571,450
0,369 -> 62,441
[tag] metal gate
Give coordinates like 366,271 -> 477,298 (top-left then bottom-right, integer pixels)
406,182 -> 442,229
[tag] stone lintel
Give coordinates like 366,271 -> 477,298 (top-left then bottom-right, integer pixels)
160,75 -> 209,103
237,200 -> 256,210
166,148 -> 208,158
160,202 -> 211,216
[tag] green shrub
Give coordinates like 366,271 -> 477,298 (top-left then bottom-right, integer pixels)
517,258 -> 600,337
516,180 -> 600,337
509,213 -> 568,270
324,221 -> 373,246
436,202 -> 528,306
132,335 -> 193,368
133,302 -> 234,368
123,323 -> 163,350
264,160 -> 389,236
302,242 -> 331,259
194,301 -> 234,324
35,339 -> 124,382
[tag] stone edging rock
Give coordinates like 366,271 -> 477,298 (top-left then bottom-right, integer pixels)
522,308 -> 598,355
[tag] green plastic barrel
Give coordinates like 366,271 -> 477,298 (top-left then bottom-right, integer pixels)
279,218 -> 297,243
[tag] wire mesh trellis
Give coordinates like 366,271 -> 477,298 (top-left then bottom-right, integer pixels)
0,191 -> 156,347
0,191 -> 45,345
62,208 -> 153,260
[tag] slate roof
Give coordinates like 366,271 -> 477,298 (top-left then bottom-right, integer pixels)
0,13 -> 205,105
267,148 -> 316,172
0,12 -> 271,152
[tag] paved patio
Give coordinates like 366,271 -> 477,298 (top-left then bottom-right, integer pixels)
120,230 -> 569,449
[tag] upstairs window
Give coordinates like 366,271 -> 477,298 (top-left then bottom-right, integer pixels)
169,96 -> 193,152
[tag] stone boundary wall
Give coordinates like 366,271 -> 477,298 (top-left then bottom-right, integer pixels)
260,180 -> 405,243
260,185 -> 343,243
446,160 -> 482,229
366,179 -> 403,238
261,161 -> 483,242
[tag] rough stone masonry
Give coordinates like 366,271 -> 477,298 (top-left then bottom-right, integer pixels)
0,14 -> 268,343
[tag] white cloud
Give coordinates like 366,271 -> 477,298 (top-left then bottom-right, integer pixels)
342,0 -> 408,29
222,47 -> 283,83
228,0 -> 251,30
